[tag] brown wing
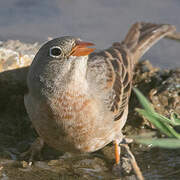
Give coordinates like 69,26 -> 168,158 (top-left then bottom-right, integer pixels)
87,44 -> 134,121
107,45 -> 133,121
87,22 -> 176,121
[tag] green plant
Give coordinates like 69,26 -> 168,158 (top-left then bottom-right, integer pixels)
132,87 -> 180,148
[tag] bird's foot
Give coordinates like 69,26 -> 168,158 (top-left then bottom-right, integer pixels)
112,162 -> 122,177
20,137 -> 44,165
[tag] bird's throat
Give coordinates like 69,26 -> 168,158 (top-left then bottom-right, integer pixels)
37,55 -> 89,98
68,56 -> 88,84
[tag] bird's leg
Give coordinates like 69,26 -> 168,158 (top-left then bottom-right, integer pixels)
114,139 -> 121,165
20,137 -> 44,165
112,139 -> 122,176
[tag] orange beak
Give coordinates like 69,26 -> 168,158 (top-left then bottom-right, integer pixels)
70,40 -> 95,57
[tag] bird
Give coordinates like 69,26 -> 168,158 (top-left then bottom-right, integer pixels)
24,22 -> 176,166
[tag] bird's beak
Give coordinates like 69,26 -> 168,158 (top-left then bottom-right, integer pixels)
70,40 -> 95,57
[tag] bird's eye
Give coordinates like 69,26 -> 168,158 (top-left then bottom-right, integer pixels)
49,46 -> 62,58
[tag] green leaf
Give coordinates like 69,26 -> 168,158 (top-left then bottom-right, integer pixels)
136,108 -> 174,137
152,113 -> 178,126
162,123 -> 180,139
133,87 -> 155,113
135,138 -> 180,148
171,112 -> 180,125
149,112 -> 180,126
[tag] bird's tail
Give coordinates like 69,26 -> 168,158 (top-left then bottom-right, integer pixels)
121,22 -> 176,64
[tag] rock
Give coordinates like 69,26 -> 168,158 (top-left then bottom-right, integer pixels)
0,40 -> 40,72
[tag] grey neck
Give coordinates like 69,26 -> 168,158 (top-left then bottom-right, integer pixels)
28,55 -> 89,99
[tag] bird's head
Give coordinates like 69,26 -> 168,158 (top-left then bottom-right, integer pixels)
28,36 -> 95,94
38,36 -> 95,61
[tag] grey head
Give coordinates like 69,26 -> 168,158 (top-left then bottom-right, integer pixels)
27,36 -> 95,99
30,36 -> 95,68
36,36 -> 77,62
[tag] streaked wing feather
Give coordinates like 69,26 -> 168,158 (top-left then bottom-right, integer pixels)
87,44 -> 133,121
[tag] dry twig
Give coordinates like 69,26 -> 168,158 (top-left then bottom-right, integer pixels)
120,143 -> 144,180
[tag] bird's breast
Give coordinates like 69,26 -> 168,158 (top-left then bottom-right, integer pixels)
48,81 -> 114,152
56,90 -> 92,121
26,81 -> 116,153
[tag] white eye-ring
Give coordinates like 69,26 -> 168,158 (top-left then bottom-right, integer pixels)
49,46 -> 62,58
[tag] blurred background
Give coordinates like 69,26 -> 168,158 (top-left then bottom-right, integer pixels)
0,0 -> 180,68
